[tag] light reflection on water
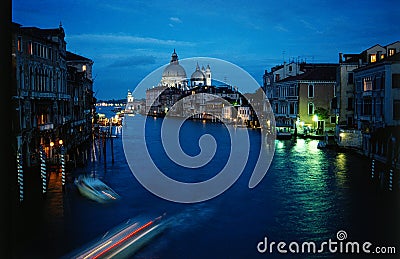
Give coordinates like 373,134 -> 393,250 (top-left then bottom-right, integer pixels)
15,111 -> 400,259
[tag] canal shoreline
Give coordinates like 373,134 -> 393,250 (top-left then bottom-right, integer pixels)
9,115 -> 400,258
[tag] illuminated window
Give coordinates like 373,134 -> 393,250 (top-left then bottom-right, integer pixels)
370,54 -> 377,63
389,48 -> 396,56
28,41 -> 33,55
363,77 -> 372,91
275,74 -> 280,81
82,65 -> 87,71
17,37 -> 22,52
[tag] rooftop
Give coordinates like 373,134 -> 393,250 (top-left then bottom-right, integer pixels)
279,64 -> 338,82
66,51 -> 93,62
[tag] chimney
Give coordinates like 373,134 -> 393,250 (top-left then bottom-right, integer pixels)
339,53 -> 343,63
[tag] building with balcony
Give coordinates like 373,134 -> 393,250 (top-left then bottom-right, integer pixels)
334,41 -> 400,148
353,52 -> 400,161
66,51 -> 95,149
263,61 -> 305,99
264,61 -> 337,136
297,65 -> 337,134
12,22 -> 94,169
12,22 -> 68,167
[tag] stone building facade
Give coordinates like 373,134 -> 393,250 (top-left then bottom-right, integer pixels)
12,22 -> 94,168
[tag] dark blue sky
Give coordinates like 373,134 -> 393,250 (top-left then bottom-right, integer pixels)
12,0 -> 400,100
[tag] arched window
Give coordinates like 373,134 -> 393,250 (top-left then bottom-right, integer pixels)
19,66 -> 24,90
35,68 -> 39,91
30,66 -> 34,91
308,102 -> 314,115
308,84 -> 314,98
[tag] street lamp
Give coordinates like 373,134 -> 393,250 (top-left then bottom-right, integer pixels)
312,115 -> 318,132
58,139 -> 63,145
49,141 -> 55,159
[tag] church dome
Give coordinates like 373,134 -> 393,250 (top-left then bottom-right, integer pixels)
162,49 -> 186,78
191,63 -> 205,80
191,70 -> 205,80
162,63 -> 187,78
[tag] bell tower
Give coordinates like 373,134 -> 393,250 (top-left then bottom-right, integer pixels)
205,64 -> 211,86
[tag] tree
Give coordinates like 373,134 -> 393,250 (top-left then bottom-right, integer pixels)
315,107 -> 329,120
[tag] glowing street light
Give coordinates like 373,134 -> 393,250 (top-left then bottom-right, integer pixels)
312,115 -> 318,132
50,141 -> 55,147
59,139 -> 63,145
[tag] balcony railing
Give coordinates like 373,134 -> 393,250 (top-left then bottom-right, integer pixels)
58,93 -> 71,100
38,123 -> 54,131
359,115 -> 372,121
362,91 -> 372,97
31,92 -> 56,99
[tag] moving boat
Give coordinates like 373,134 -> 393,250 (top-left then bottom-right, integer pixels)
66,214 -> 167,259
74,175 -> 120,203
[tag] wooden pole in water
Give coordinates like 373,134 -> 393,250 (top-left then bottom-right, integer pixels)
103,131 -> 107,164
111,135 -> 114,164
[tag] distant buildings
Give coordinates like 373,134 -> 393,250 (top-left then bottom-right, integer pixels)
125,90 -> 145,114
144,50 -> 256,126
12,22 -> 95,168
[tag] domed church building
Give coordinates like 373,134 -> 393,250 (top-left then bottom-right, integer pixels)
160,49 -> 212,90
161,49 -> 188,89
190,63 -> 211,87
146,50 -> 217,116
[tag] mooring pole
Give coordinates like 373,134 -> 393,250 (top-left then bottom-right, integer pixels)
111,135 -> 114,164
103,131 -> 107,164
39,145 -> 47,197
389,166 -> 394,191
60,146 -> 65,191
371,157 -> 375,179
17,150 -> 24,203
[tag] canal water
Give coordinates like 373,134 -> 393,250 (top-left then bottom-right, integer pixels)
15,107 -> 399,258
